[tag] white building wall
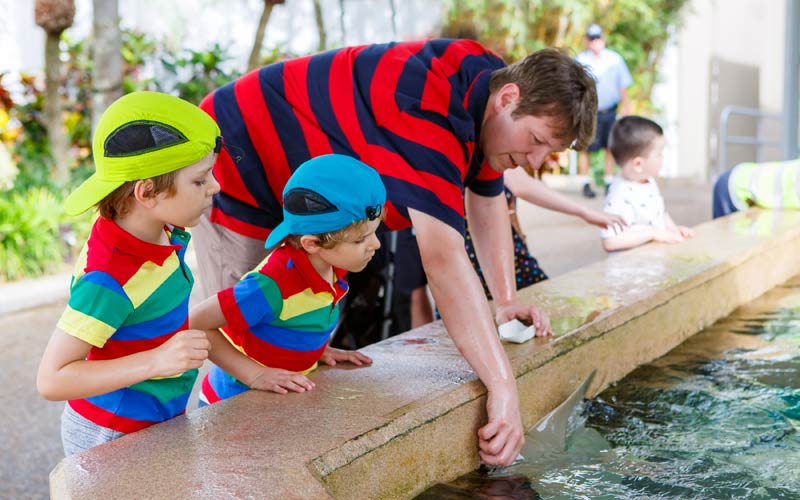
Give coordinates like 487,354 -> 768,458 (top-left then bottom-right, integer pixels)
8,0 -> 442,74
0,0 -> 45,73
675,0 -> 786,180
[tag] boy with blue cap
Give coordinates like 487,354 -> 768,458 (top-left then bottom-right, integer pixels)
36,91 -> 227,455
190,154 -> 381,403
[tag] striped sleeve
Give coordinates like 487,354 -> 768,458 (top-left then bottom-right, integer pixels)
207,39 -> 507,237
56,271 -> 134,347
468,159 -> 504,196
218,272 -> 283,347
360,40 -> 506,233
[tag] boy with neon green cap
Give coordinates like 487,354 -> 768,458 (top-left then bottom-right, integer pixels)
36,91 -> 268,455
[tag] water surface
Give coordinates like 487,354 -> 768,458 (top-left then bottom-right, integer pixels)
417,277 -> 800,500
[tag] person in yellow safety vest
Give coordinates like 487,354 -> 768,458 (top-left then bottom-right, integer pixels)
713,158 -> 800,218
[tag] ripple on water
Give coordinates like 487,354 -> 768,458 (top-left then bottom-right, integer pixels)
415,277 -> 800,500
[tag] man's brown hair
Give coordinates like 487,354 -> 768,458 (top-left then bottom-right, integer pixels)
490,48 -> 598,150
96,170 -> 179,219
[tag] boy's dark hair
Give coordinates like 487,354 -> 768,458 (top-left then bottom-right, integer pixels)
96,170 -> 179,220
609,115 -> 664,166
490,48 -> 598,150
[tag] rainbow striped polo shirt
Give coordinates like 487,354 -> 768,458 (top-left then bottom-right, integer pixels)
56,216 -> 197,433
200,244 -> 348,404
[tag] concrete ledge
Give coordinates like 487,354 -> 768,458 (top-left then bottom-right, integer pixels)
50,209 -> 800,499
0,272 -> 70,316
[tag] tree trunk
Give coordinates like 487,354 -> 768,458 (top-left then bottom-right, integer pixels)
388,0 -> 397,38
91,0 -> 123,134
313,0 -> 326,52
43,33 -> 70,184
35,0 -> 75,185
338,0 -> 346,46
248,1 -> 279,71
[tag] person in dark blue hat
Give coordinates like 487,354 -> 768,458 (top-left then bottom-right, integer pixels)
190,154 -> 383,403
576,23 -> 633,198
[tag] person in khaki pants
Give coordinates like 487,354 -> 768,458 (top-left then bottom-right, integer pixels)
575,23 -> 633,198
194,39 -> 599,467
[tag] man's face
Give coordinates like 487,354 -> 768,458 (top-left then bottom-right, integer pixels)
481,84 -> 572,173
586,37 -> 605,54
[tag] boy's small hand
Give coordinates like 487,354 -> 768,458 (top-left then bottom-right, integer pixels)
653,228 -> 685,244
320,347 -> 373,366
152,329 -> 210,378
248,367 -> 315,394
676,226 -> 695,238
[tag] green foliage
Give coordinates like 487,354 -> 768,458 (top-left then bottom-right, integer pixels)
0,188 -> 64,281
159,43 -> 240,104
0,74 -> 54,191
1,29 -> 240,282
441,0 -> 688,113
590,150 -> 607,186
121,30 -> 159,93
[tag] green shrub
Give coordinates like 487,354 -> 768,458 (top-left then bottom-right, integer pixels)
441,0 -> 688,114
0,187 -> 64,281
0,30 -> 240,283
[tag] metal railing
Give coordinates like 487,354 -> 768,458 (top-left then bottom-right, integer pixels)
718,105 -> 782,175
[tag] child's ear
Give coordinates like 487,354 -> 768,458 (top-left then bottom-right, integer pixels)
133,179 -> 158,208
632,156 -> 644,173
299,235 -> 323,254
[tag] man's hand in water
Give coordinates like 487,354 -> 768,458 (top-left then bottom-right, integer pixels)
478,383 -> 525,466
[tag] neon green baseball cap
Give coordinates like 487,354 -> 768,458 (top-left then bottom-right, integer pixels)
64,91 -> 220,215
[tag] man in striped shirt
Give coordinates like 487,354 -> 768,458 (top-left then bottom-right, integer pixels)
194,39 -> 598,466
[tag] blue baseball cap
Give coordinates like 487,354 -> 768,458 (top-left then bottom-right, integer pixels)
586,24 -> 603,39
265,154 -> 387,250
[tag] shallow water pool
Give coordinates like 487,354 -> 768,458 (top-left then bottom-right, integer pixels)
417,277 -> 800,500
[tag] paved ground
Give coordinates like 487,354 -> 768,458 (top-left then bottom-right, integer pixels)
0,176 -> 713,499
520,176 -> 713,277
1,301 -> 66,500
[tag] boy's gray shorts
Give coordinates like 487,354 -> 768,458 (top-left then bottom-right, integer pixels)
61,404 -> 126,456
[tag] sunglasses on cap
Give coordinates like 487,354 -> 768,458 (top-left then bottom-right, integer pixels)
214,136 -> 245,164
285,188 -> 383,221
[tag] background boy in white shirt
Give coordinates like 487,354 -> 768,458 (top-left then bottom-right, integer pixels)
601,116 -> 694,252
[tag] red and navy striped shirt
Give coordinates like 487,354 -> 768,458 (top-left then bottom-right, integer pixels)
200,39 -> 506,240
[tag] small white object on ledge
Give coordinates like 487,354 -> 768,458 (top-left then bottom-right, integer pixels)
497,319 -> 536,343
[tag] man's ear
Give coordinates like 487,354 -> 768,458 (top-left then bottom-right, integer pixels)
494,83 -> 520,112
133,179 -> 158,208
299,235 -> 323,254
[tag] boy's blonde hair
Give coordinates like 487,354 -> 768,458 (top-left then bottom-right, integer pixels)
96,170 -> 179,220
285,218 -> 374,250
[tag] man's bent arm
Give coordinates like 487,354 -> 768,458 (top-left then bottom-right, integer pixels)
465,191 -> 552,334
409,208 -> 523,466
464,191 -> 516,306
